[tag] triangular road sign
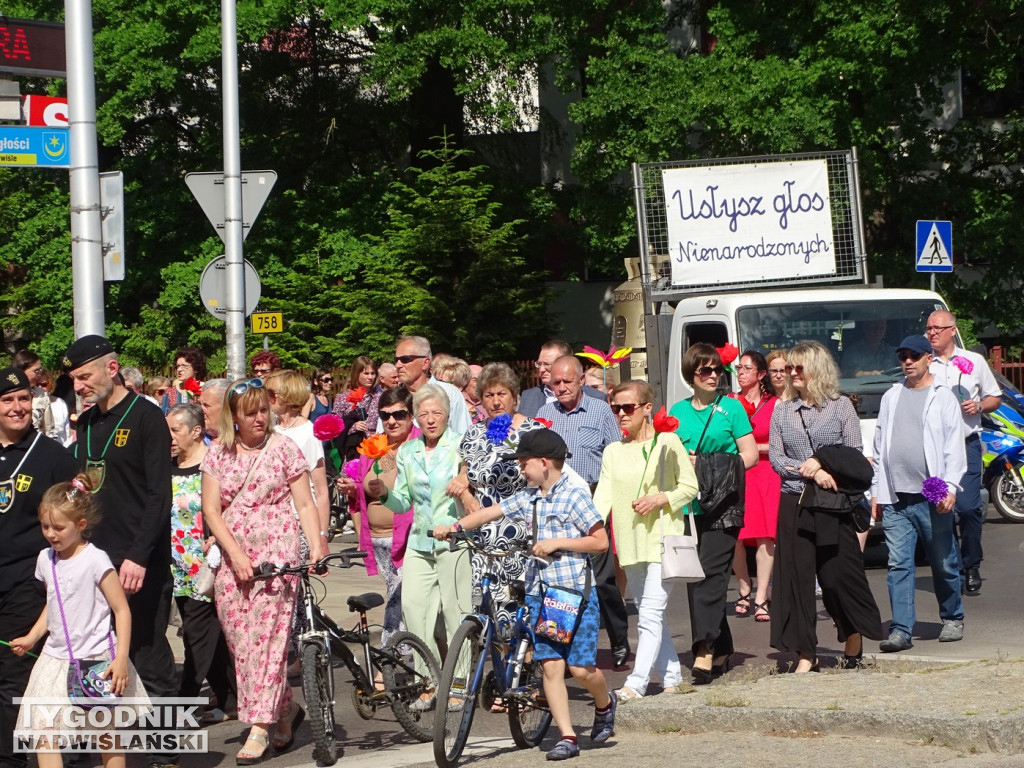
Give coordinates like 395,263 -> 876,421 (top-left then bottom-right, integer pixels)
185,170 -> 277,243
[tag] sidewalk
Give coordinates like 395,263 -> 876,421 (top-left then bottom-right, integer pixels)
614,656 -> 1024,756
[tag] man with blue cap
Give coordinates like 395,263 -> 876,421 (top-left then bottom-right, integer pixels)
870,335 -> 967,652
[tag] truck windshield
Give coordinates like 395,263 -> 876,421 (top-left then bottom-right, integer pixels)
736,298 -> 946,417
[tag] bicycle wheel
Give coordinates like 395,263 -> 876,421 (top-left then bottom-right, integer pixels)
382,630 -> 441,743
506,635 -> 552,749
432,621 -> 484,768
302,642 -> 338,766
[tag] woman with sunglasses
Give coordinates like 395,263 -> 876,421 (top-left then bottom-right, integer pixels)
201,378 -> 326,762
729,350 -> 781,622
338,386 -> 419,649
309,368 -> 333,420
768,341 -> 883,673
669,343 -> 758,683
593,380 -> 698,700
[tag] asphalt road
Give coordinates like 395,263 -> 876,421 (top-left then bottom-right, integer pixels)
142,504 -> 1024,768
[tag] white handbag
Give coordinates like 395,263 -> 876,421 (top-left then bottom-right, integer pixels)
653,443 -> 705,583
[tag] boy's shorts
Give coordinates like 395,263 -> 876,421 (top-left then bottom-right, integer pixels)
526,590 -> 601,668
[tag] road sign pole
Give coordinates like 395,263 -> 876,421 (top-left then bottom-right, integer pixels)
65,0 -> 105,338
221,0 -> 246,381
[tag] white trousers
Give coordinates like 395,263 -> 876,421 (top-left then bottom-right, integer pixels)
623,561 -> 683,694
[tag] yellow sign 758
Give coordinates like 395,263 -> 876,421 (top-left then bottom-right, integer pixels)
250,312 -> 284,334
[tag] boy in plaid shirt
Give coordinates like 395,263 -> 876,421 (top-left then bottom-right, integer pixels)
434,429 -> 616,761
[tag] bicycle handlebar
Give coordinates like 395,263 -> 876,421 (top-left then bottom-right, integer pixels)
443,528 -> 560,562
250,549 -> 368,581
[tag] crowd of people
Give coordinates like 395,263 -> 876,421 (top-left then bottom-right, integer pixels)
0,309 -> 1001,766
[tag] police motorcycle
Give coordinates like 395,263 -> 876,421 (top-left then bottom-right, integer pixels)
980,390 -> 1024,523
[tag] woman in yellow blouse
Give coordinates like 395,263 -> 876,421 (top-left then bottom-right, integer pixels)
593,380 -> 699,700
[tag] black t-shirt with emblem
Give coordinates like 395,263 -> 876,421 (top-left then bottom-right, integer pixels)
0,428 -> 78,587
74,392 -> 172,567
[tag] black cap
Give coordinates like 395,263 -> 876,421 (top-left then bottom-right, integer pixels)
62,334 -> 115,371
896,335 -> 932,357
0,367 -> 30,397
501,428 -> 572,461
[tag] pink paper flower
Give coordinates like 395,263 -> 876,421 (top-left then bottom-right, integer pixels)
951,356 -> 974,376
313,413 -> 344,440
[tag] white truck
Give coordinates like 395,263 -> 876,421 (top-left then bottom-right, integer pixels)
623,149 -> 952,450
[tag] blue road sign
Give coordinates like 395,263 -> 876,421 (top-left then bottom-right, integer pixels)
0,126 -> 69,168
916,220 -> 953,273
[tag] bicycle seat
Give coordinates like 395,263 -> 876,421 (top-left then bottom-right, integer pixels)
347,592 -> 385,613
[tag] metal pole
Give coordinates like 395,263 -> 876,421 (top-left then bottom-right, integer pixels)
65,0 -> 105,338
221,0 -> 246,381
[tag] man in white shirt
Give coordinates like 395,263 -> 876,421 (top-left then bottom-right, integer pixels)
393,335 -> 471,434
872,336 -> 966,652
926,310 -> 1001,595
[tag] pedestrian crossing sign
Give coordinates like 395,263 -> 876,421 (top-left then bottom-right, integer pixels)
916,220 -> 953,273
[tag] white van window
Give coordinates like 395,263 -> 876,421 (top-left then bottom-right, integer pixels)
736,299 -> 945,417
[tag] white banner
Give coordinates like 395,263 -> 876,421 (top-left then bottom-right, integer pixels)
661,159 -> 837,287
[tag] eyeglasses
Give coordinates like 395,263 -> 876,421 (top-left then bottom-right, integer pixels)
696,365 -> 725,379
897,350 -> 927,362
768,368 -> 787,376
610,403 -> 647,415
924,325 -> 954,334
785,365 -> 805,375
734,364 -> 758,372
381,409 -> 410,422
395,354 -> 425,365
230,378 -> 264,397
252,368 -> 271,376
534,361 -> 553,369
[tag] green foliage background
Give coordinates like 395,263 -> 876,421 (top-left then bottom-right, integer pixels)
1,0 -> 1022,369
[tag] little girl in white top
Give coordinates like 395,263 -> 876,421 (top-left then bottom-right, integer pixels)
11,474 -> 147,768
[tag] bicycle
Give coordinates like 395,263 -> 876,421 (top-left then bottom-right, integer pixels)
251,549 -> 441,766
432,530 -> 553,768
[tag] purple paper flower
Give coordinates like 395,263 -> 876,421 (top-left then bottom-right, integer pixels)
922,476 -> 949,504
951,356 -> 974,376
485,414 -> 514,446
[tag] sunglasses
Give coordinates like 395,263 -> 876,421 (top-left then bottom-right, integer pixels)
154,388 -> 168,396
231,378 -> 264,397
696,365 -> 725,379
897,350 -> 927,362
610,403 -> 647,415
252,368 -> 271,376
320,376 -> 332,383
381,409 -> 410,422
784,365 -> 805,375
395,354 -> 426,365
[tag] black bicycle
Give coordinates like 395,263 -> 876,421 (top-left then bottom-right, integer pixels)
433,531 -> 552,768
252,550 -> 440,766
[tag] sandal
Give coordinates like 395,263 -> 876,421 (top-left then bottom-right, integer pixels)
271,703 -> 305,752
753,600 -> 771,622
733,591 -> 753,617
236,729 -> 269,766
613,686 -> 643,702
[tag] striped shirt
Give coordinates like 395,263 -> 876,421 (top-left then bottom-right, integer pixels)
768,395 -> 862,495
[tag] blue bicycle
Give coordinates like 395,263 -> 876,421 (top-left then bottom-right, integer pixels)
432,530 -> 553,767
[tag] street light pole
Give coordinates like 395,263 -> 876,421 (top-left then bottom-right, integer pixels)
221,0 -> 246,381
65,0 -> 105,338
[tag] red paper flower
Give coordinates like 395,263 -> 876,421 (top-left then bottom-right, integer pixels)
652,406 -> 679,433
183,377 -> 202,396
535,417 -> 553,428
346,387 -> 367,405
717,344 -> 740,366
313,413 -> 344,441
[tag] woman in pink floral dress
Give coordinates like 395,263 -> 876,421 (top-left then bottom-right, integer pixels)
201,379 -> 326,764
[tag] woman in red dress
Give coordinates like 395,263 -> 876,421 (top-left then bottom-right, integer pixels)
729,350 -> 781,622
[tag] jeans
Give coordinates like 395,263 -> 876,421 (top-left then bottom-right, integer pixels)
883,493 -> 964,638
623,562 -> 682,694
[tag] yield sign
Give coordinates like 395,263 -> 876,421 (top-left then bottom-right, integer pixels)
185,170 -> 277,243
